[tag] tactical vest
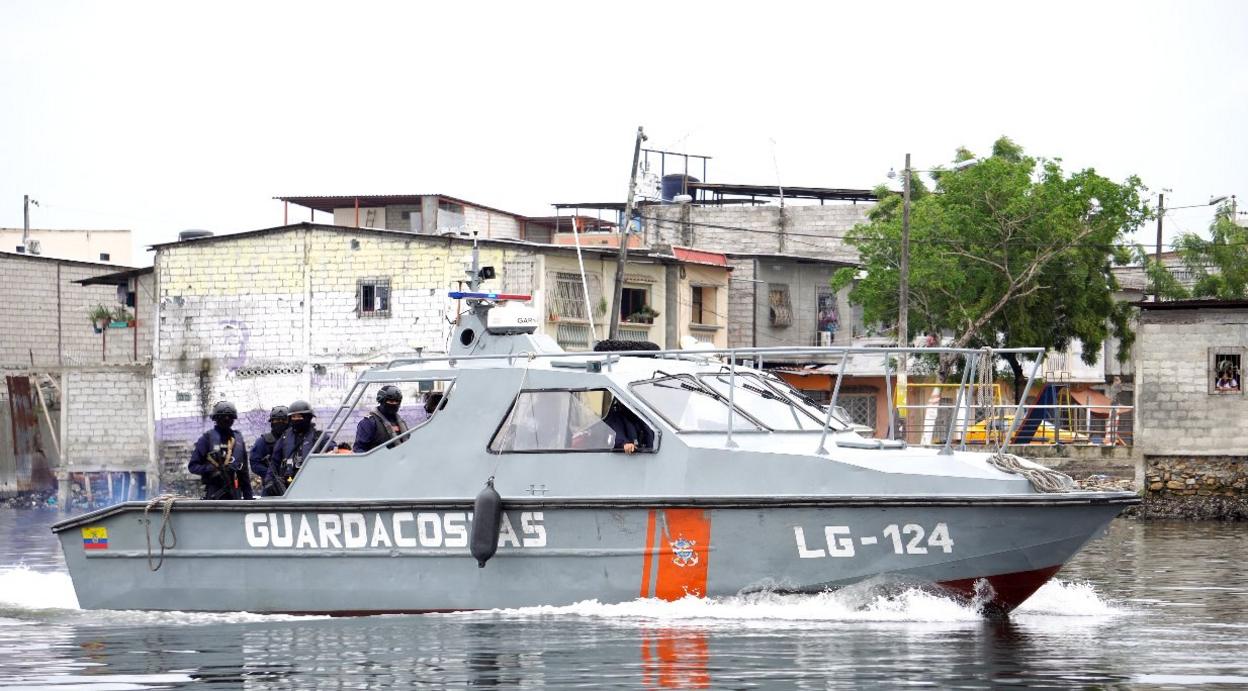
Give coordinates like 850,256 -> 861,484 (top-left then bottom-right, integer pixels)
369,411 -> 409,449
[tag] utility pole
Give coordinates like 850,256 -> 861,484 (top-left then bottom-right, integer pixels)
608,126 -> 647,340
1154,192 -> 1164,301
897,153 -> 911,424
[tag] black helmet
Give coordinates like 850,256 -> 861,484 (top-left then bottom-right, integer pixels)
269,405 -> 290,422
376,385 -> 403,405
289,400 -> 314,417
210,400 -> 237,420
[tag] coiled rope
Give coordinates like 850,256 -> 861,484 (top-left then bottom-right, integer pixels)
144,493 -> 180,572
987,451 -> 1076,493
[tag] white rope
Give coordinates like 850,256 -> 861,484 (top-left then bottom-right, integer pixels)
987,451 -> 1076,493
144,493 -> 180,572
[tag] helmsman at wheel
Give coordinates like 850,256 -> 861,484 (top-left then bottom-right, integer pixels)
188,400 -> 250,500
353,385 -> 409,453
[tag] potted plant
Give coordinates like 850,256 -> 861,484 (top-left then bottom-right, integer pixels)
89,304 -> 112,333
110,306 -> 132,328
627,305 -> 660,324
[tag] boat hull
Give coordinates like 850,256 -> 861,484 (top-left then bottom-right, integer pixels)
53,494 -> 1135,614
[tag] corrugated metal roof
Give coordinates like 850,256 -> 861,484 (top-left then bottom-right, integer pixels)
672,246 -> 728,267
274,194 -> 530,220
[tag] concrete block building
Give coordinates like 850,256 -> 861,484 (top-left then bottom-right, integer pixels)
1135,300 -> 1248,506
147,222 -> 730,489
0,251 -> 154,498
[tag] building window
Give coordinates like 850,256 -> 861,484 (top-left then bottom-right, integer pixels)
437,200 -> 465,232
99,252 -> 111,262
840,393 -> 878,429
1211,349 -> 1243,394
556,323 -> 593,351
549,273 -> 589,321
621,286 -> 651,323
768,284 -> 793,327
691,286 -> 716,326
358,277 -> 391,317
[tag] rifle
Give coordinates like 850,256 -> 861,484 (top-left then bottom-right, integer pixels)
206,436 -> 241,500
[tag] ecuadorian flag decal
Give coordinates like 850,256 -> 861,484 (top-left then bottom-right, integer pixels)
81,526 -> 109,550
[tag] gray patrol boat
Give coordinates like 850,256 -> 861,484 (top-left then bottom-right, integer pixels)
53,282 -> 1137,615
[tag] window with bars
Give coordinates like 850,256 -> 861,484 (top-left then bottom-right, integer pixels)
840,393 -> 877,429
556,323 -> 593,351
1211,349 -> 1243,395
768,284 -> 793,327
357,277 -> 391,317
549,273 -> 589,320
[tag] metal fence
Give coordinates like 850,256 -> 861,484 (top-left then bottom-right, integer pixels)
885,401 -> 1134,448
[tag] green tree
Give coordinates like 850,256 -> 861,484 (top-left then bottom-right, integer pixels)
833,137 -> 1149,395
1171,204 -> 1248,298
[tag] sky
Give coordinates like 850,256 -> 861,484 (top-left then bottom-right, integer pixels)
2,0 -> 1246,265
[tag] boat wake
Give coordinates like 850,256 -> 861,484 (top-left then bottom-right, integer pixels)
0,564 -> 1123,626
461,578 -> 1127,627
0,566 -> 325,625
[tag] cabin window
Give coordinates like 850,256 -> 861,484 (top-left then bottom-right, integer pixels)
1210,348 -> 1243,395
489,389 -> 655,453
768,284 -> 793,327
631,375 -> 764,432
337,379 -> 454,454
697,372 -> 827,431
357,277 -> 391,317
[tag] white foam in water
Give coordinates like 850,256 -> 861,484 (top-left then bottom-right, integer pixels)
0,565 -> 325,624
0,565 -> 79,610
1013,578 -> 1125,617
466,578 -> 1124,626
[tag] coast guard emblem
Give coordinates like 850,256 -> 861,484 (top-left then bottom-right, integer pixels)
670,536 -> 698,567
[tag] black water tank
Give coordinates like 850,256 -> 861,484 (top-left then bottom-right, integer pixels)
660,174 -> 699,203
178,229 -> 214,241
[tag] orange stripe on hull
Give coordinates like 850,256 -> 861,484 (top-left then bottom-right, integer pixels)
653,509 -> 712,601
640,510 -> 657,598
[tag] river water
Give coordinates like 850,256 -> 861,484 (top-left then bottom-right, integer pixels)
1,509 -> 1246,690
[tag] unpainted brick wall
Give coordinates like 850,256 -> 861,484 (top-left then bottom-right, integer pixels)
63,367 -> 151,472
1135,308 -> 1248,455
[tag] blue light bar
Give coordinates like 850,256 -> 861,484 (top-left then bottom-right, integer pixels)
448,292 -> 532,301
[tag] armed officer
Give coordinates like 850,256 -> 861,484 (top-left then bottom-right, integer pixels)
353,385 -> 410,453
188,401 -> 249,500
269,400 -> 334,495
251,405 -> 289,497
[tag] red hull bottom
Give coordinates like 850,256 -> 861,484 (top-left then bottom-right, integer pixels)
936,563 -> 1065,615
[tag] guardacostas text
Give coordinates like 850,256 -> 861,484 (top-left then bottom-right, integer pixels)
244,511 -> 547,549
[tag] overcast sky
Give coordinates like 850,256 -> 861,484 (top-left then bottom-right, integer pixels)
2,0 -> 1245,264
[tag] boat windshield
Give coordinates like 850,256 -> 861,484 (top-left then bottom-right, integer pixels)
698,371 -> 848,432
630,375 -> 763,432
